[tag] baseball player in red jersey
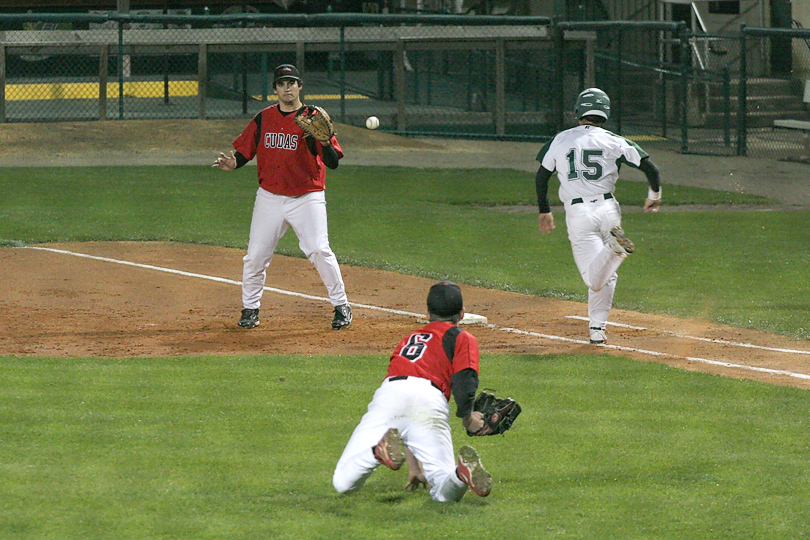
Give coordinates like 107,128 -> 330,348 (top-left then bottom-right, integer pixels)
213,64 -> 352,331
333,282 -> 493,501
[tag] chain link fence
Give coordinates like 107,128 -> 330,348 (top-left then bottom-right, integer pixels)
556,21 -> 689,154
2,12 -> 810,160
0,13 -> 559,137
740,27 -> 810,163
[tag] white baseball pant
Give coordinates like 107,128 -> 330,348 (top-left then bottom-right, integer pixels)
333,377 -> 469,502
242,188 -> 348,309
564,197 -> 626,330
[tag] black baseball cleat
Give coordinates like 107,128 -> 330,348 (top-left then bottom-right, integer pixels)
238,308 -> 260,329
331,304 -> 352,330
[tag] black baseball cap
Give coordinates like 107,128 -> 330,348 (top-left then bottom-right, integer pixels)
273,64 -> 301,85
427,281 -> 463,317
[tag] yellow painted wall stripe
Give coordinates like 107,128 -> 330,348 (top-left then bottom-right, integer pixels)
4,81 -> 370,101
6,80 -> 197,100
628,135 -> 667,142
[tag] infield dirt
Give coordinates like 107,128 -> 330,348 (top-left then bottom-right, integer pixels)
1,119 -> 809,390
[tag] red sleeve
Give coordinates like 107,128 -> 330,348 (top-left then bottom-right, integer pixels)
232,116 -> 259,161
451,331 -> 480,375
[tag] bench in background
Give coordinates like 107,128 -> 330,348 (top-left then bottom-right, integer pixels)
773,119 -> 810,159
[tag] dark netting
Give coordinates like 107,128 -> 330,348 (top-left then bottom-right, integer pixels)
1,13 -> 808,159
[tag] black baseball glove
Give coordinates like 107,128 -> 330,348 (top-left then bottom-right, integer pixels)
467,390 -> 522,436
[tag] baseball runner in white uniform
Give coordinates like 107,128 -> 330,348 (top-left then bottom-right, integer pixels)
333,281 -> 493,502
535,88 -> 662,344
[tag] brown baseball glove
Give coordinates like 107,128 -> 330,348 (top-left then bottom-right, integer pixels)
294,105 -> 335,143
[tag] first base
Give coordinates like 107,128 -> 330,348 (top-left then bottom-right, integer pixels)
460,312 -> 488,324
416,312 -> 488,325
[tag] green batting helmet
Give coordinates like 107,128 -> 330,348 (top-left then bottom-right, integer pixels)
575,88 -> 610,120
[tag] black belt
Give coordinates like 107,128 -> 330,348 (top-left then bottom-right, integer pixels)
571,193 -> 613,204
388,375 -> 442,393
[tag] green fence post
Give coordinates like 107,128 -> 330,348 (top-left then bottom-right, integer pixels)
426,50 -> 433,106
661,71 -> 667,139
163,15 -> 170,106
118,18 -> 124,120
737,25 -> 747,156
241,52 -> 248,115
239,47 -> 247,114
99,45 -> 108,120
466,50 -> 472,109
413,50 -> 420,106
261,53 -> 268,102
296,40 -> 305,103
553,22 -> 565,133
340,25 -> 346,123
198,43 -> 207,119
376,50 -> 385,100
395,39 -> 405,131
723,67 -> 731,148
0,44 -> 6,123
616,26 -> 623,134
679,23 -> 689,154
496,38 -> 505,136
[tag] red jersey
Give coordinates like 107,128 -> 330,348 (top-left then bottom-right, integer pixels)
386,321 -> 480,400
232,104 -> 344,197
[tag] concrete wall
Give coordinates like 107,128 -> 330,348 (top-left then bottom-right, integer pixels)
409,0 -> 806,31
795,0 -> 810,28
791,1 -> 810,81
692,0 -> 767,33
526,0 -> 553,16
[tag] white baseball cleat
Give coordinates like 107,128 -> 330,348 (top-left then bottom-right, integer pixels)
589,327 -> 606,344
608,226 -> 635,256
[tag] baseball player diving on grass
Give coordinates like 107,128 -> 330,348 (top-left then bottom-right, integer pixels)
212,64 -> 352,331
535,88 -> 662,345
333,281 -> 520,502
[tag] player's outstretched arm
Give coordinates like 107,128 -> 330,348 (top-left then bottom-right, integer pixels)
535,166 -> 554,215
212,150 -> 237,171
639,158 -> 661,213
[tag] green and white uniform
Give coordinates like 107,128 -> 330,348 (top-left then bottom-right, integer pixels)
536,124 -> 654,336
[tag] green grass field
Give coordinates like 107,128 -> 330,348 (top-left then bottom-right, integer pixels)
2,163 -> 810,539
3,164 -> 808,337
2,355 -> 809,539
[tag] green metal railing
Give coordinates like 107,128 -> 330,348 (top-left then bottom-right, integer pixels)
2,12 -> 809,159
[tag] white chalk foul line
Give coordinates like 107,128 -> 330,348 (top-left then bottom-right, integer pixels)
566,315 -> 810,356
23,246 -> 810,382
566,315 -> 647,330
24,246 -> 427,318
23,247 -> 494,323
498,326 -> 810,382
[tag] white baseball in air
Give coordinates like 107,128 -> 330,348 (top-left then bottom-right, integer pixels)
365,116 -> 380,130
